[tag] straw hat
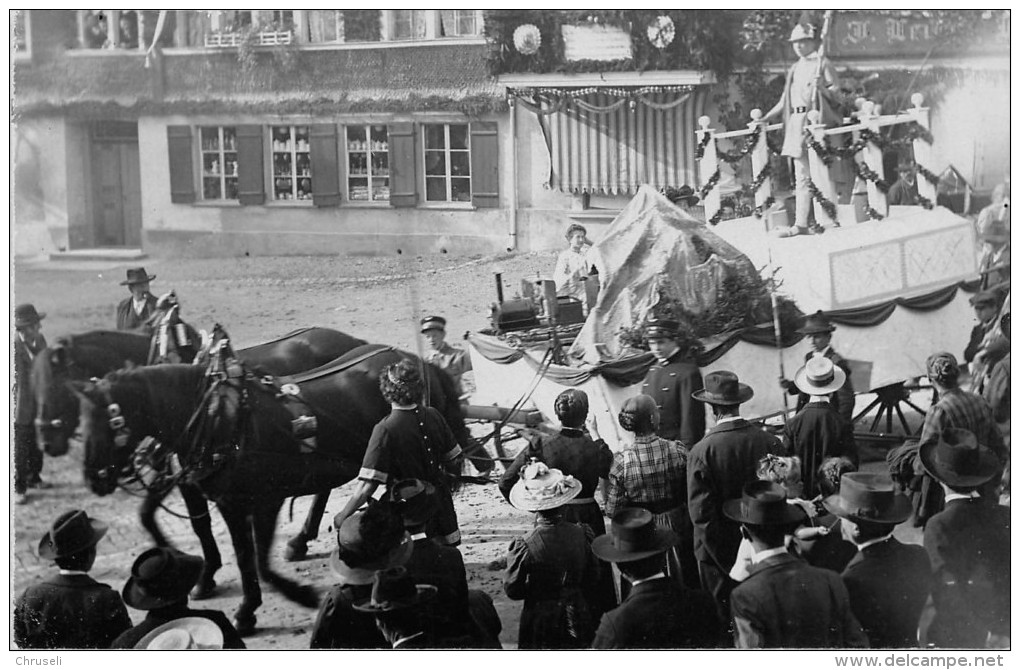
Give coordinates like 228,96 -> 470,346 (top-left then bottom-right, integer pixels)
508,460 -> 582,512
135,617 -> 224,650
793,357 -> 846,395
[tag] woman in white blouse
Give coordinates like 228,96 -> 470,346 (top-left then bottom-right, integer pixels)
553,223 -> 593,301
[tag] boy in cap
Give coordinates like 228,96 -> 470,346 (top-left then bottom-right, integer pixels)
887,159 -> 920,206
725,482 -> 867,648
421,315 -> 472,399
115,266 -> 158,331
14,509 -> 132,648
763,20 -> 841,238
641,317 -> 706,445
920,428 -> 1010,648
13,303 -> 49,503
591,508 -> 720,649
824,473 -> 932,647
780,310 -> 856,424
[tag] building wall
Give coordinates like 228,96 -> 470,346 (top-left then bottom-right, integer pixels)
13,118 -> 72,256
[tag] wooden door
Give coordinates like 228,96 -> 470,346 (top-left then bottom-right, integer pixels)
91,140 -> 142,247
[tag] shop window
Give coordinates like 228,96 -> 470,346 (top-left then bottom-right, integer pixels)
439,10 -> 482,37
391,10 -> 427,40
346,125 -> 390,202
200,127 -> 239,201
424,123 -> 471,203
271,125 -> 313,201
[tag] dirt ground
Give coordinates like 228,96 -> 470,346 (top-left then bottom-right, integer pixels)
12,250 -> 564,650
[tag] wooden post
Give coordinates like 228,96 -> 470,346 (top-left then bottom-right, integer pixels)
858,101 -> 888,217
697,116 -> 721,223
748,109 -> 772,215
909,93 -> 937,206
805,110 -> 839,228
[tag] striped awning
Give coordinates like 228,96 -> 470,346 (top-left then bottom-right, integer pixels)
516,87 -> 711,195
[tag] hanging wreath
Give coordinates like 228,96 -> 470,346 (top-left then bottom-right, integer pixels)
512,24 -> 542,55
646,15 -> 675,49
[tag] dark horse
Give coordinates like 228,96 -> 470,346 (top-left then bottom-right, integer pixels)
73,344 -> 470,634
32,326 -> 369,596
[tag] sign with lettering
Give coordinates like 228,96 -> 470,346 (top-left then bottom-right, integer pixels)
561,24 -> 633,62
828,11 -> 1009,58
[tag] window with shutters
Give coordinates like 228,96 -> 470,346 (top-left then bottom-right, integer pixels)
423,124 -> 471,203
199,126 -> 239,201
270,125 -> 312,201
345,125 -> 390,202
391,10 -> 427,40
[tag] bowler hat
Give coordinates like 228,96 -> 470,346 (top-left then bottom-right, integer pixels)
330,505 -> 413,585
692,370 -> 754,405
120,267 -> 156,286
919,427 -> 1000,489
389,479 -> 438,529
788,23 -> 818,42
822,472 -> 912,525
122,547 -> 204,610
420,315 -> 447,333
352,566 -> 437,613
793,357 -> 846,395
14,303 -> 46,329
135,617 -> 224,650
591,508 -> 679,563
796,310 -> 836,335
38,509 -> 108,560
644,317 -> 680,340
722,481 -> 807,527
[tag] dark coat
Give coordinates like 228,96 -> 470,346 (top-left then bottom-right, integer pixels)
310,582 -> 388,649
789,350 -> 856,425
642,351 -> 706,445
115,294 -> 157,331
592,577 -> 721,649
887,178 -> 919,206
14,574 -> 132,649
731,552 -> 868,649
13,332 -> 47,426
924,498 -> 1011,647
688,419 -> 784,571
842,537 -> 932,648
405,537 -> 474,642
109,604 -> 246,649
782,402 -> 857,497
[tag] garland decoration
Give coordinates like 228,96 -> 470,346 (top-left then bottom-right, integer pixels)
859,128 -> 889,151
513,24 -> 542,55
749,162 -> 772,194
699,169 -> 721,200
867,207 -> 885,221
916,163 -> 941,187
753,195 -> 776,219
916,194 -> 935,210
808,179 -> 839,226
695,132 -> 712,160
646,15 -> 676,49
708,210 -> 724,226
715,124 -> 763,165
854,161 -> 890,194
808,136 -> 835,166
832,135 -> 869,159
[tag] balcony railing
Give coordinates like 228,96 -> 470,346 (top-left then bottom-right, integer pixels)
204,29 -> 292,48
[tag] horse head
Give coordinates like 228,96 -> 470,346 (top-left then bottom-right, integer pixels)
69,374 -> 142,496
31,339 -> 80,458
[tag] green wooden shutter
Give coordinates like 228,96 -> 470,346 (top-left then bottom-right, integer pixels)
236,125 -> 265,205
167,126 -> 196,204
309,124 -> 341,207
388,122 -> 417,208
470,121 -> 499,208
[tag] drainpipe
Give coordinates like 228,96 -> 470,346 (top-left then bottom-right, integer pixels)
507,94 -> 518,252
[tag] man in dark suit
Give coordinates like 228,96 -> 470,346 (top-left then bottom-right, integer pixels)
354,567 -> 443,649
591,508 -> 721,648
780,311 -> 856,425
920,428 -> 1010,649
824,472 -> 932,648
725,482 -> 868,648
115,266 -> 158,331
687,371 -> 784,621
13,303 -> 49,504
14,509 -> 132,648
641,317 -> 706,445
782,357 -> 857,497
887,160 -> 920,206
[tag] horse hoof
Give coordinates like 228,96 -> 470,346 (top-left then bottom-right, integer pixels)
283,541 -> 308,562
234,615 -> 257,637
191,580 -> 217,600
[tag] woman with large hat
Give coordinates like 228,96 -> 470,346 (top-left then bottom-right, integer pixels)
110,547 -> 245,649
502,461 -> 602,649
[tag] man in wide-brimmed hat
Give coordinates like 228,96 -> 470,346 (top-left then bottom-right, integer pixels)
13,303 -> 49,503
14,509 -> 132,649
115,266 -> 158,331
781,357 -> 857,497
725,482 -> 867,648
111,547 -> 244,649
686,370 -> 783,622
824,473 -> 932,648
919,428 -> 1010,649
353,567 -> 439,649
780,310 -> 856,424
964,289 -> 1009,381
591,508 -> 721,649
641,316 -> 706,445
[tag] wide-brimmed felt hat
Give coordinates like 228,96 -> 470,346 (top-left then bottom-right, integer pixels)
723,481 -> 808,527
796,310 -> 836,335
644,317 -> 681,340
122,547 -> 204,610
788,23 -> 819,42
919,427 -> 1000,489
14,303 -> 46,329
330,507 -> 414,585
969,290 -> 1000,308
38,509 -> 108,560
508,461 -> 582,512
135,617 -> 224,650
389,479 -> 438,528
352,566 -> 438,613
420,315 -> 447,333
692,370 -> 754,406
979,219 -> 1010,245
794,357 -> 846,395
822,472 -> 912,525
661,184 -> 700,206
591,508 -> 680,563
120,267 -> 156,286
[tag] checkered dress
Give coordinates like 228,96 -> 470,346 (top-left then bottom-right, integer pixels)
605,435 -> 688,519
